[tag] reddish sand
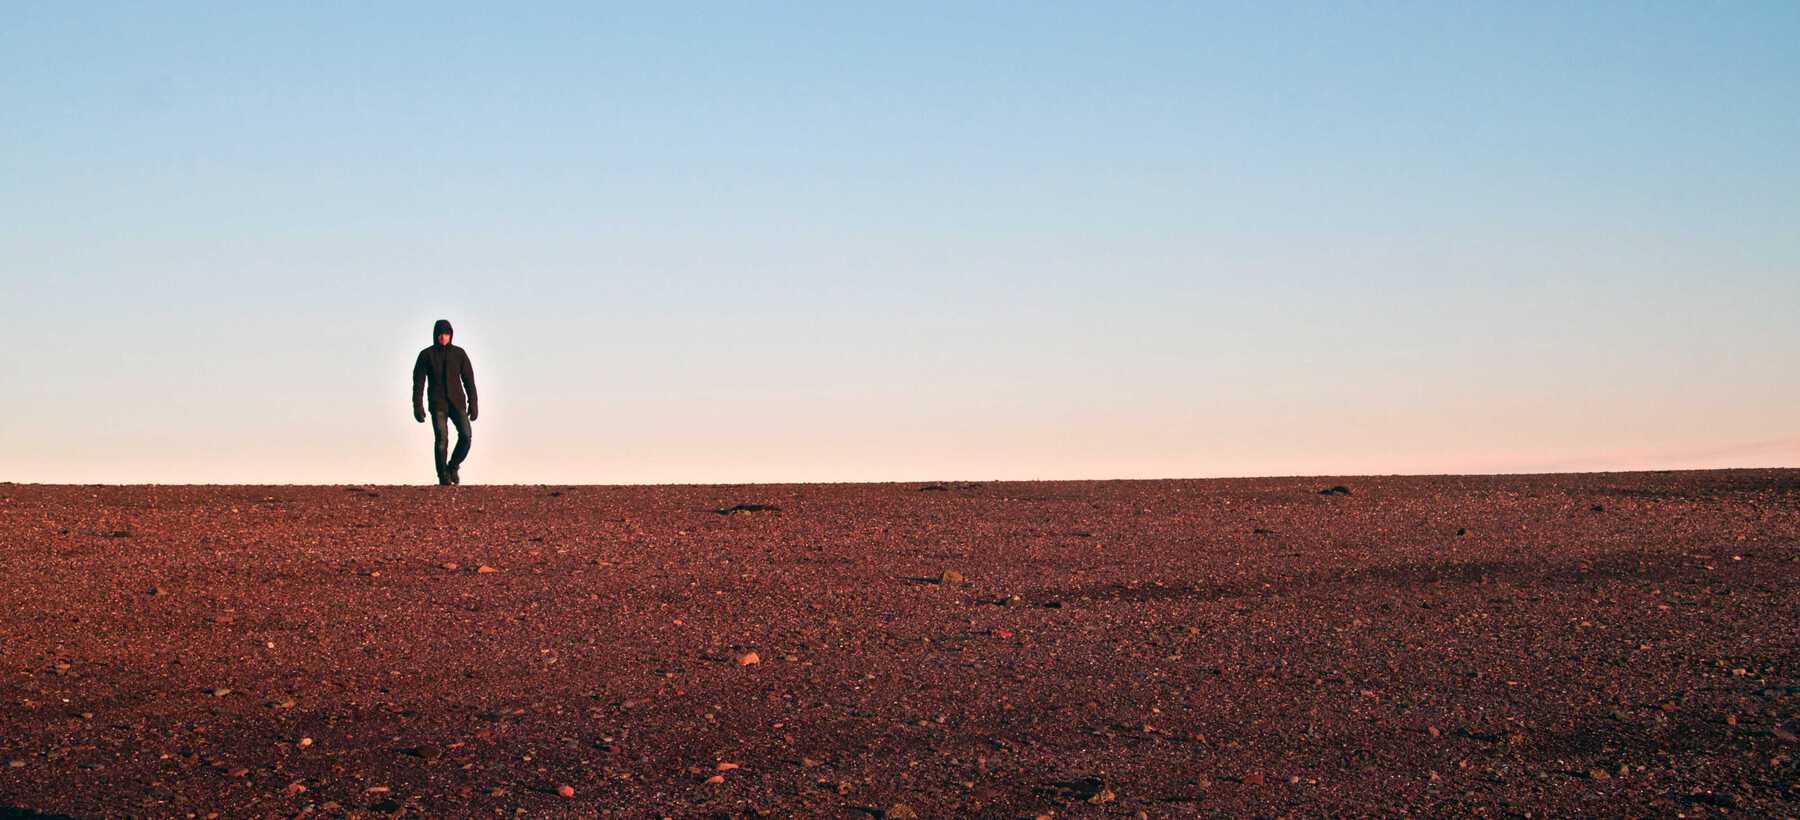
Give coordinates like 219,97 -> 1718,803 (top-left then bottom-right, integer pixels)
0,471 -> 1795,817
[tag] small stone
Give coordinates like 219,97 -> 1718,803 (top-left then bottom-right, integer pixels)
1087,785 -> 1116,804
286,781 -> 307,796
937,570 -> 965,585
704,774 -> 725,784
802,757 -> 823,768
227,767 -> 249,778
298,737 -> 313,748
557,784 -> 575,798
477,565 -> 498,574
737,652 -> 761,666
1243,771 -> 1265,786
443,562 -> 460,571
716,762 -> 740,771
149,586 -> 167,596
7,760 -> 24,768
1002,594 -> 1024,607
209,687 -> 232,698
887,803 -> 920,819
1587,768 -> 1610,780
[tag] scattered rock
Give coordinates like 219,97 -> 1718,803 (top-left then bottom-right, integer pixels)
477,565 -> 498,574
887,803 -> 920,818
442,562 -> 459,570
208,687 -> 232,698
918,484 -> 949,492
1243,771 -> 1265,786
737,652 -> 761,666
149,586 -> 167,597
396,745 -> 441,760
714,503 -> 780,515
1087,785 -> 1116,804
557,784 -> 575,798
936,570 -> 965,585
1319,485 -> 1351,496
704,774 -> 726,784
297,737 -> 313,748
717,762 -> 740,771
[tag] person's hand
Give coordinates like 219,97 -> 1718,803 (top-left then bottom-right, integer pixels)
414,407 -> 426,423
468,404 -> 479,422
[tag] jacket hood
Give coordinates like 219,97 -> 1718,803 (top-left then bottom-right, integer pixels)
432,319 -> 454,345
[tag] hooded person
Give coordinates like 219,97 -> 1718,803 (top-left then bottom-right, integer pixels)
412,319 -> 478,484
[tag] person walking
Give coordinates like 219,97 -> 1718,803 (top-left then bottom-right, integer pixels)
412,319 -> 478,485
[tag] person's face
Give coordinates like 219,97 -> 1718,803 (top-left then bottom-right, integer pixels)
437,333 -> 451,346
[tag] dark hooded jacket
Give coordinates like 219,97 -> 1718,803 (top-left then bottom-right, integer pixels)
413,319 -> 478,415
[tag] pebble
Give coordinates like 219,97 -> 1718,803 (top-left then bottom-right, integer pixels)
937,570 -> 965,585
704,774 -> 725,784
738,652 -> 761,666
298,737 -> 313,748
887,803 -> 919,819
557,784 -> 575,798
477,565 -> 498,574
716,762 -> 740,771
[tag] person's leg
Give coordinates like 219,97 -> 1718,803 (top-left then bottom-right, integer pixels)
447,403 -> 472,482
431,408 -> 451,484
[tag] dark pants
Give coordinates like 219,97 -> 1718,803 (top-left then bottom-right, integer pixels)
431,404 -> 472,480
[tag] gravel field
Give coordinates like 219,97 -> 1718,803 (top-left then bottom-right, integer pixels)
0,471 -> 1795,817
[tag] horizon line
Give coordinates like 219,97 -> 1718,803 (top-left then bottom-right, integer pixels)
6,464 -> 1795,489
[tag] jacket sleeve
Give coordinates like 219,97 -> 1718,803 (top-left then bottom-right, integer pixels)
412,351 -> 428,411
460,353 -> 477,409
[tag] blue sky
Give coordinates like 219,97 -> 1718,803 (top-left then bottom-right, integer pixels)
2,2 -> 1797,483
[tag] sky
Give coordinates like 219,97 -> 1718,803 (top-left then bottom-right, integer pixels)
2,2 -> 1797,485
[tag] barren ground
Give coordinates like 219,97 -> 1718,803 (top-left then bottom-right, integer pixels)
0,471 -> 1796,817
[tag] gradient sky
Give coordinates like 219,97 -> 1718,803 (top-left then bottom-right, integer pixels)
3,2 -> 1797,484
